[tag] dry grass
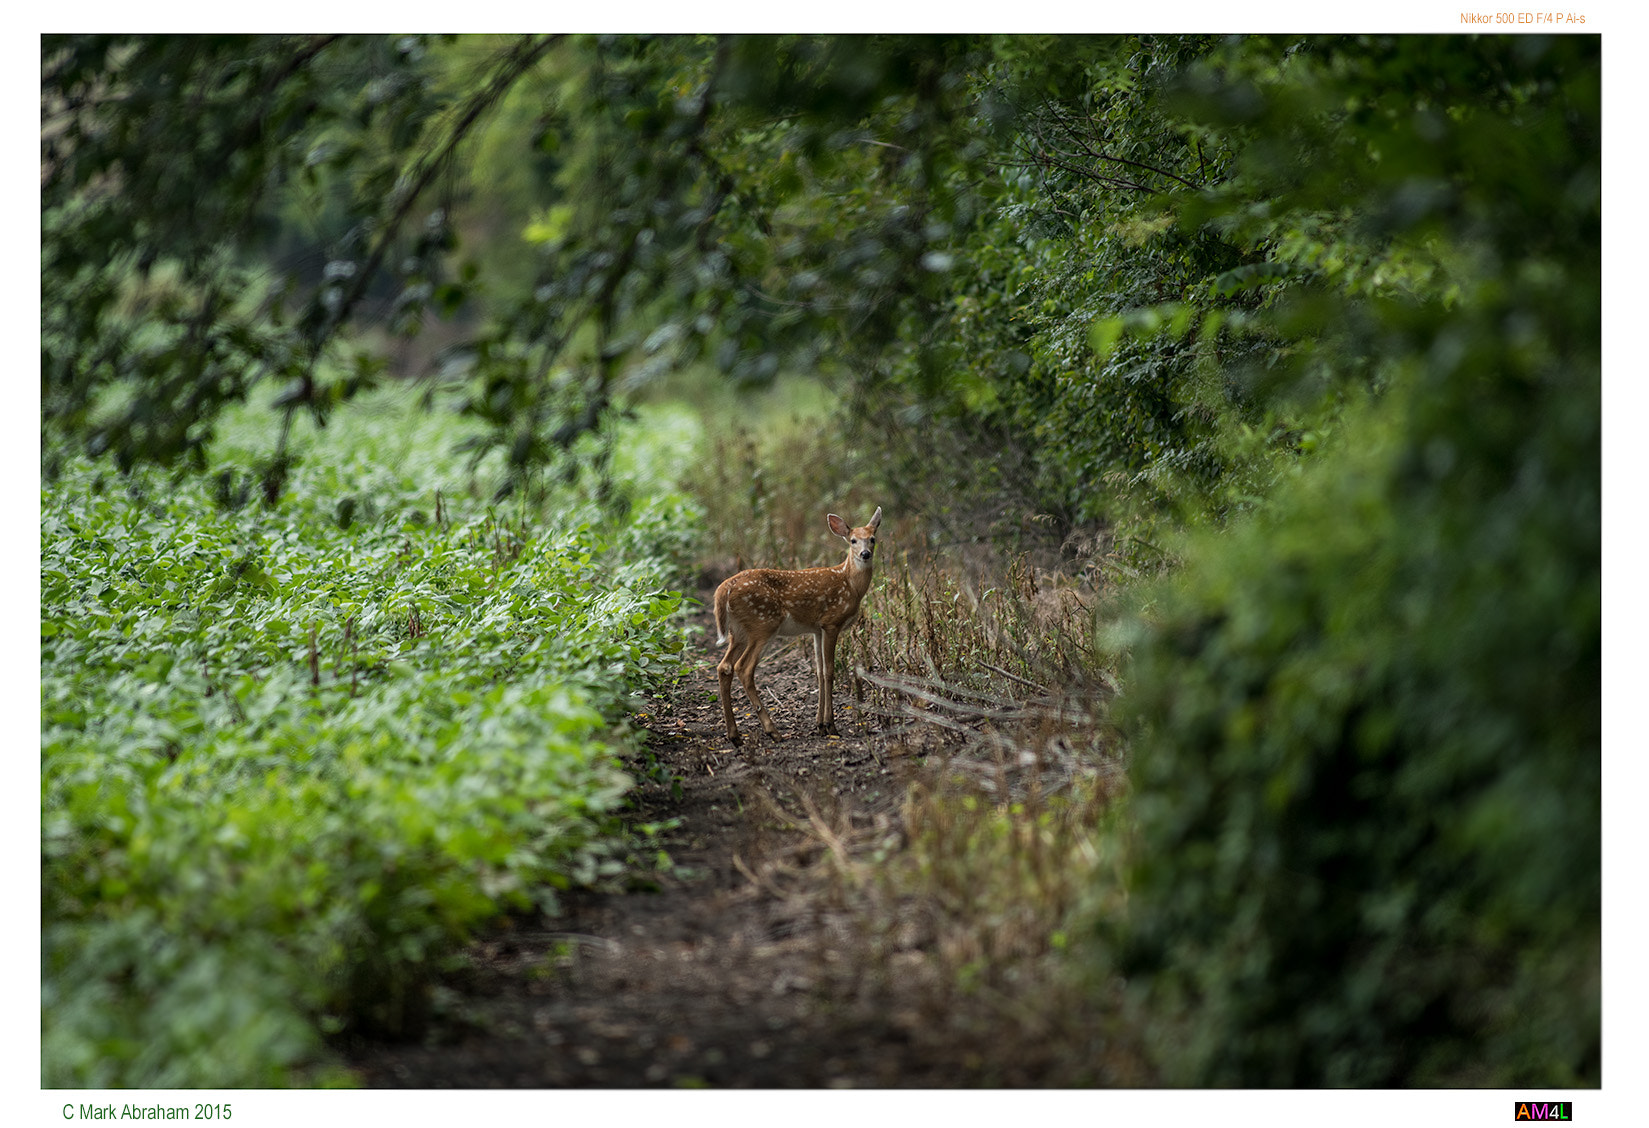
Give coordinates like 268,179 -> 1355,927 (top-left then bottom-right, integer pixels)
683,417 -> 1151,1082
682,423 -> 881,573
724,746 -> 1145,1083
825,550 -> 1142,1082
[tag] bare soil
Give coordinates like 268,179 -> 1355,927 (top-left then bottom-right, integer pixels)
341,590 -> 1064,1088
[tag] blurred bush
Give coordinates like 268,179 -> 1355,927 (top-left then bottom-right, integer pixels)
1111,35 -> 1600,1086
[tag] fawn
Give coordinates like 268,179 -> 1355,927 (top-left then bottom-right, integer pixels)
713,507 -> 883,746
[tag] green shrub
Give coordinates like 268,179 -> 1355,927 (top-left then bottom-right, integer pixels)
1117,375 -> 1598,1085
1109,35 -> 1600,1086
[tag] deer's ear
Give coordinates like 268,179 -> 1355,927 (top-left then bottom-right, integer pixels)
868,506 -> 882,530
828,514 -> 850,537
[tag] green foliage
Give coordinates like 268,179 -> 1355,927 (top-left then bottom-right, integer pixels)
42,34 -> 987,497
41,390 -> 694,1086
46,33 -> 1549,533
1111,35 -> 1599,1086
41,35 -> 482,471
842,35 -> 1268,541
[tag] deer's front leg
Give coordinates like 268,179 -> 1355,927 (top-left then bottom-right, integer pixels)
818,626 -> 841,735
810,631 -> 828,730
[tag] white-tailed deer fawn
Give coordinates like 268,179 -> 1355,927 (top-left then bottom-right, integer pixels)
713,507 -> 882,746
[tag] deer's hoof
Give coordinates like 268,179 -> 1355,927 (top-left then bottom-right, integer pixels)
728,732 -> 743,747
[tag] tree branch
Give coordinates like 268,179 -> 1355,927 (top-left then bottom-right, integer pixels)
303,35 -> 562,367
1033,97 -> 1206,191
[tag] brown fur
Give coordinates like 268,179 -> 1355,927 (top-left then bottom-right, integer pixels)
714,507 -> 882,745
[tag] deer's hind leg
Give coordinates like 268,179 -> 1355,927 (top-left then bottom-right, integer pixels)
732,632 -> 781,741
717,633 -> 745,745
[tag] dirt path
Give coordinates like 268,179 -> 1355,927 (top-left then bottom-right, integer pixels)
342,592 -> 979,1088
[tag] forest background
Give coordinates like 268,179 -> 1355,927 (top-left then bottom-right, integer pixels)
35,23 -> 1614,1103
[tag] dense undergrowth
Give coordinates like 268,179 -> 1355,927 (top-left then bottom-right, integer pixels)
41,389 -> 696,1086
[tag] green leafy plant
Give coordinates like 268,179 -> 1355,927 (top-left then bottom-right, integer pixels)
42,388 -> 697,1085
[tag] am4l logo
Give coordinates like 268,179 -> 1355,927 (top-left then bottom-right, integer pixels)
1514,1103 -> 1572,1121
